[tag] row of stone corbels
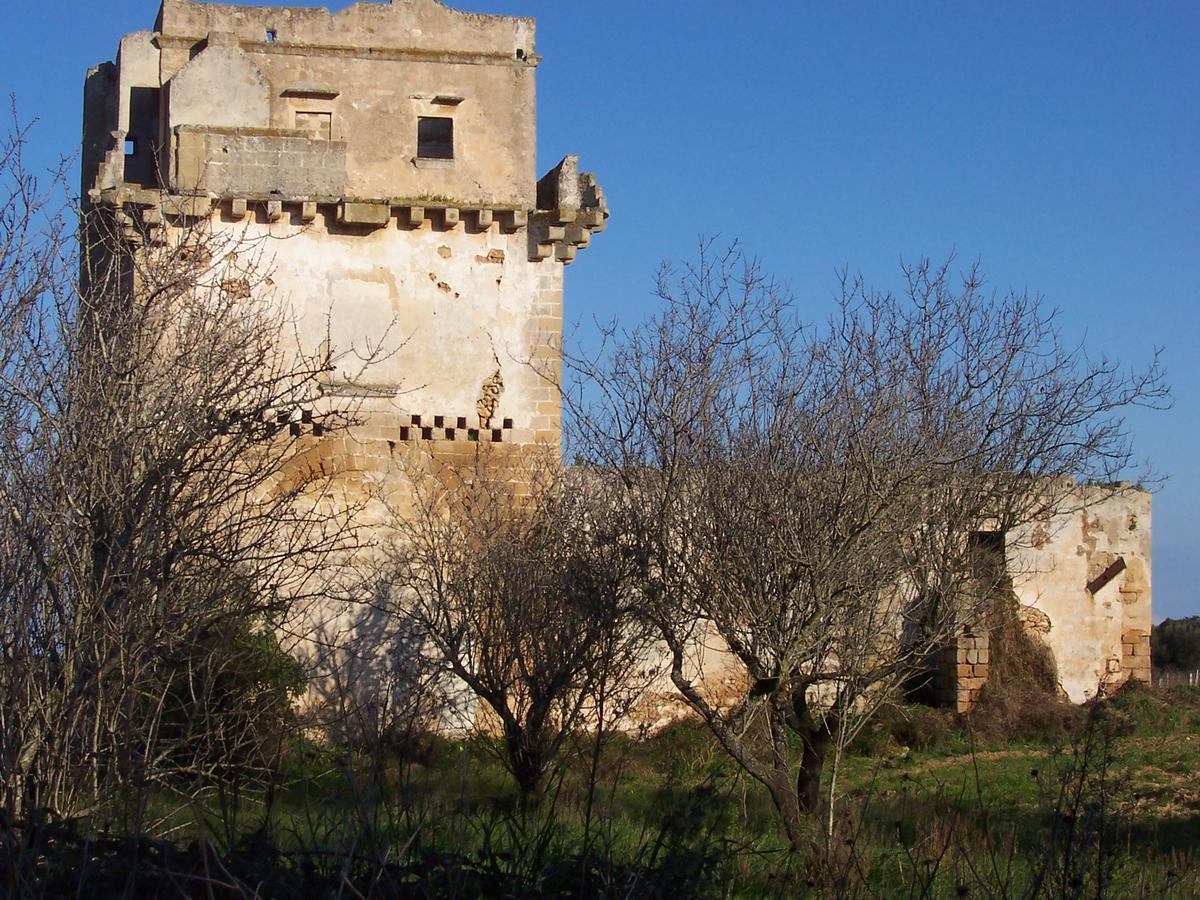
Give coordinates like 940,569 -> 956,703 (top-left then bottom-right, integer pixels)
99,189 -> 607,262
331,201 -> 530,235
97,189 -> 207,242
528,207 -> 608,265
216,196 -> 531,234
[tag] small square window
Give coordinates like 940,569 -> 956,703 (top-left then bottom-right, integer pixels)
265,29 -> 277,42
417,116 -> 454,160
124,137 -> 137,156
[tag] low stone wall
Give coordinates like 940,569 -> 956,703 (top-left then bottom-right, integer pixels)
1121,628 -> 1151,685
173,125 -> 348,197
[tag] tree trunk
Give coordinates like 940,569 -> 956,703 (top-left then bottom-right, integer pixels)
796,726 -> 830,815
505,730 -> 546,811
765,768 -> 809,853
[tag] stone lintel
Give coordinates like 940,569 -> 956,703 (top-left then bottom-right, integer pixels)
339,201 -> 391,227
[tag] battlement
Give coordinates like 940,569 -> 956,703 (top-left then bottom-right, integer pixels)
81,1 -> 594,215
155,0 -> 536,60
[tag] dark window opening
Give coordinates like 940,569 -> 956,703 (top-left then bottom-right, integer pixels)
968,530 -> 1007,594
124,86 -> 161,188
417,116 -> 454,160
516,48 -> 526,60
266,29 -> 277,42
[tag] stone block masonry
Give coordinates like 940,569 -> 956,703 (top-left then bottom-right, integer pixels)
937,632 -> 991,714
174,126 -> 348,197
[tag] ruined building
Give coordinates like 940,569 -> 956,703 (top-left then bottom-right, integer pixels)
82,0 -> 1151,718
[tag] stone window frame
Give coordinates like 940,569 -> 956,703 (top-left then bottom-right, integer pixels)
416,116 -> 454,160
412,95 -> 463,170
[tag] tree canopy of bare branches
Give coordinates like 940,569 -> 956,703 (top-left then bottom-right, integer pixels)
567,243 -> 1168,850
0,119 -> 370,825
382,448 -> 656,807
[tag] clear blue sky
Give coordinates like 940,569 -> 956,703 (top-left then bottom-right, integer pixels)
2,1 -> 1196,620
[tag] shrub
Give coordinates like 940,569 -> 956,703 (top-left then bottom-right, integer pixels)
154,622 -> 306,782
847,704 -> 959,757
1152,616 -> 1200,670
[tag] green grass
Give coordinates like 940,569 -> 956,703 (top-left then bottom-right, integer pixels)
63,683 -> 1200,897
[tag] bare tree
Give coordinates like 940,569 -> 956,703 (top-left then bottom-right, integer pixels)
0,121 -> 376,827
381,446 -> 656,808
567,243 -> 1167,851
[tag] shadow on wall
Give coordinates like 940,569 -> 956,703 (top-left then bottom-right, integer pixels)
300,594 -> 462,750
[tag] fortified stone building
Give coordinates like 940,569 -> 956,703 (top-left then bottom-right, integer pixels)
83,0 -> 604,452
82,0 -> 1152,716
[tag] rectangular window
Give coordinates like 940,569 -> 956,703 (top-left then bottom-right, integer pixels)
417,116 -> 454,160
124,86 -> 161,188
295,111 -> 332,140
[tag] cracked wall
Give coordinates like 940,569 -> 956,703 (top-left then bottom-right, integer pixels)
1006,484 -> 1153,702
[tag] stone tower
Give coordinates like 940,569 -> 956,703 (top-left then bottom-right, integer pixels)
82,0 -> 606,452
81,0 -> 608,712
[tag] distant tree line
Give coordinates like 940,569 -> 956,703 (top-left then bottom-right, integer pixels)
1152,617 -> 1200,671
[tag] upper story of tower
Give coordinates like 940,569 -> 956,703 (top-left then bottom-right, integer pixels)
83,0 -> 541,208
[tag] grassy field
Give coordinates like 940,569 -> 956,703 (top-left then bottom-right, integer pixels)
27,682 -> 1200,897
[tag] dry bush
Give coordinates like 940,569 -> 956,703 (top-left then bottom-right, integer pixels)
0,117 -> 380,836
378,447 -> 657,807
968,591 -> 1085,744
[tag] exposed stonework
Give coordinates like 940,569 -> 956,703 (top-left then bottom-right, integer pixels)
84,2 -> 1150,726
476,357 -> 505,429
936,631 -> 991,714
937,484 -> 1153,710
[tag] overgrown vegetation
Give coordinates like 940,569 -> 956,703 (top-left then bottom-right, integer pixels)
0,114 -> 1183,896
1153,617 -> 1200,671
3,682 -> 1199,897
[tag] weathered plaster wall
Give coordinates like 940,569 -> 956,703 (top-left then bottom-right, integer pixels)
206,208 -> 563,441
168,42 -> 272,129
272,435 -> 543,734
1008,485 -> 1152,702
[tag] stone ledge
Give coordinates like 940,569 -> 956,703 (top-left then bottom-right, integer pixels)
92,188 -> 538,236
